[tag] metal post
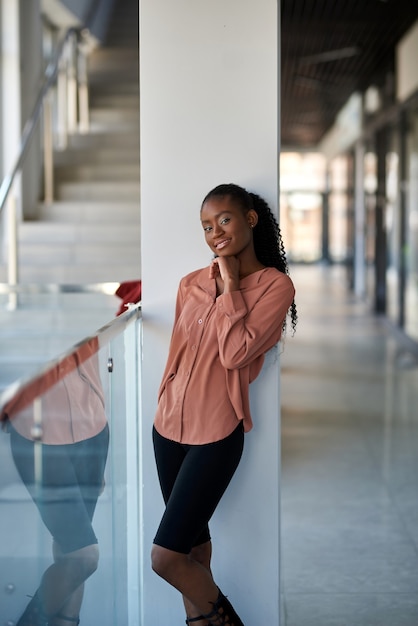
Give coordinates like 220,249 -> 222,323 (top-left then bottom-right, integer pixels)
67,32 -> 78,134
32,397 -> 44,496
43,94 -> 54,203
322,169 -> 330,263
7,194 -> 18,310
78,43 -> 90,134
353,141 -> 366,297
57,44 -> 68,150
398,110 -> 408,328
375,128 -> 387,313
346,151 -> 356,290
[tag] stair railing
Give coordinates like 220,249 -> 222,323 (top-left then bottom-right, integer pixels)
0,27 -> 91,308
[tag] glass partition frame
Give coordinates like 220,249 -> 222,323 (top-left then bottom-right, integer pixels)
0,306 -> 142,625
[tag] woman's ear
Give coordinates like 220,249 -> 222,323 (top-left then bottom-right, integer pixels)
247,209 -> 258,229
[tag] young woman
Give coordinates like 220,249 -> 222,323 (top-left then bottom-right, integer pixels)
151,183 -> 296,625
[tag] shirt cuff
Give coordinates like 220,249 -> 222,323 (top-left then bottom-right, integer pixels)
217,290 -> 247,319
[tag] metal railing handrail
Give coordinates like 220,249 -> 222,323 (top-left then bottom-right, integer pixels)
0,282 -> 119,295
0,27 -> 78,217
0,303 -> 141,419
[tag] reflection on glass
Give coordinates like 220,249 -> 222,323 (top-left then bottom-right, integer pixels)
2,338 -> 108,626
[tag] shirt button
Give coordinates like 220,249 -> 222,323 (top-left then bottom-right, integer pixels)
191,345 -> 196,351
198,318 -> 203,324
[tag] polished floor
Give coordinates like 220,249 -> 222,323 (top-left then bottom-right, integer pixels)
280,265 -> 418,626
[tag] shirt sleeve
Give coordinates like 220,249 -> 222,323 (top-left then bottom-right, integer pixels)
215,273 -> 295,370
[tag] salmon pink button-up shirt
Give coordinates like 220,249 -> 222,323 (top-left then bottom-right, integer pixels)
153,266 -> 295,445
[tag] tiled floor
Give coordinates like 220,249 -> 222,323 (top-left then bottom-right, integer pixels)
280,264 -> 418,626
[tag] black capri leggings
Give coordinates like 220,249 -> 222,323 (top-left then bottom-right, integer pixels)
10,424 -> 109,554
152,424 -> 244,554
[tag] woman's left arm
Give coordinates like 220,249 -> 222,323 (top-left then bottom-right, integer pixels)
216,274 -> 295,369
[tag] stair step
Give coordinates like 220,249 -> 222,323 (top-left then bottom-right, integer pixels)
19,222 -> 140,245
89,94 -> 139,108
89,62 -> 139,78
17,243 -> 139,265
90,107 -> 139,124
15,265 -> 139,283
55,162 -> 140,182
89,48 -> 138,66
37,201 -> 139,222
53,147 -> 139,166
56,181 -> 140,202
0,263 -> 140,283
89,81 -> 139,96
67,131 -> 139,150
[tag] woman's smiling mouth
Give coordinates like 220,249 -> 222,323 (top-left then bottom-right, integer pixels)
215,238 -> 231,250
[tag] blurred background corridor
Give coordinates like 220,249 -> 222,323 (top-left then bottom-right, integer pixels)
281,264 -> 418,625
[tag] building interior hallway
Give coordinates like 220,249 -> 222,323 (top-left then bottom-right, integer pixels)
281,264 -> 418,626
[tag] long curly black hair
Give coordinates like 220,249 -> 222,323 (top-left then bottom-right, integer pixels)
202,183 -> 297,334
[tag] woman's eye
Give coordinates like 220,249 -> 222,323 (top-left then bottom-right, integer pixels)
203,226 -> 212,232
220,217 -> 230,225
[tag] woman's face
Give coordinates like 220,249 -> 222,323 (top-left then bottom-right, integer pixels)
201,196 -> 257,258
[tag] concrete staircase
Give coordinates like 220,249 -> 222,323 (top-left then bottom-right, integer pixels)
0,0 -> 140,389
2,0 -> 140,284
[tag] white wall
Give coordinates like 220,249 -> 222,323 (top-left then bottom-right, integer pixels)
140,1 -> 281,624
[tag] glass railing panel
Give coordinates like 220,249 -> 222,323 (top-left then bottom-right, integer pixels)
0,289 -> 120,390
0,309 -> 141,625
105,319 -> 142,625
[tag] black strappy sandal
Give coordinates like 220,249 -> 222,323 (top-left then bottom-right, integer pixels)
17,592 -> 49,626
16,594 -> 80,626
201,589 -> 244,626
185,615 -> 205,624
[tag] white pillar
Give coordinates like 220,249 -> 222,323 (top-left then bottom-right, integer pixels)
1,0 -> 22,257
1,0 -> 20,177
354,141 -> 366,296
139,1 -> 281,623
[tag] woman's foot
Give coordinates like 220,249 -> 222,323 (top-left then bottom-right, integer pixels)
201,588 -> 244,626
17,591 -> 50,626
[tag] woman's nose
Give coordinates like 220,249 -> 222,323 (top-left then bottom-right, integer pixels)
212,223 -> 223,237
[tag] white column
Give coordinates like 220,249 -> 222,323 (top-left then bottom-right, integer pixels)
139,1 -> 281,624
1,0 -> 22,260
354,141 -> 366,296
1,0 -> 20,177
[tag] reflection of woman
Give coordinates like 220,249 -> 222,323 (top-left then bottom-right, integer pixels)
5,342 -> 108,626
151,184 -> 296,624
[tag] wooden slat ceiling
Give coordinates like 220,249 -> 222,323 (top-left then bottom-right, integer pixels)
281,0 -> 418,148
